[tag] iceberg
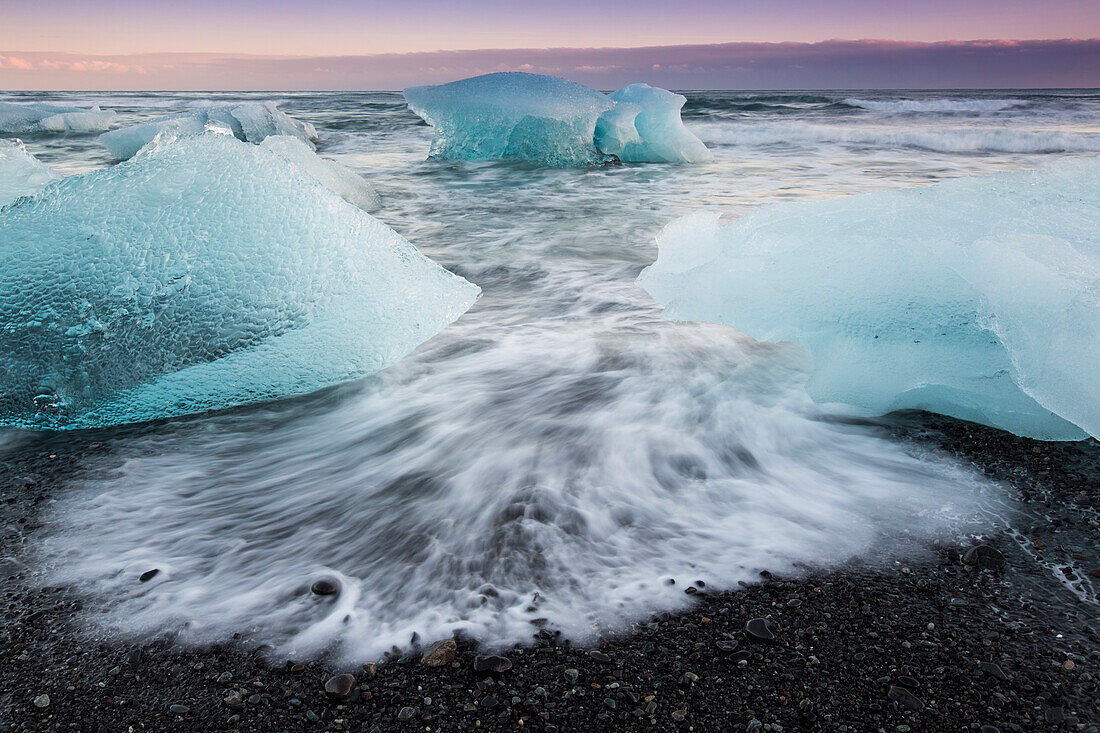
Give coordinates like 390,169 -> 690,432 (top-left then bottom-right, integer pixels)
0,140 -> 58,207
0,102 -> 116,134
99,102 -> 318,160
404,72 -> 710,167
259,135 -> 380,212
638,157 -> 1100,441
405,73 -> 614,167
0,131 -> 479,431
596,84 -> 712,163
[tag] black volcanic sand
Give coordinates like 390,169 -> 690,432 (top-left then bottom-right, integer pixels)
2,412 -> 1098,732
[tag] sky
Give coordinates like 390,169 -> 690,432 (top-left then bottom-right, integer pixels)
1,0 -> 1099,89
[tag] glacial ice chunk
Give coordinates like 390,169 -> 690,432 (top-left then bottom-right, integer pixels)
405,72 -> 614,167
0,102 -> 116,134
638,157 -> 1100,440
259,136 -> 380,211
404,73 -> 711,166
0,132 -> 479,430
99,102 -> 318,160
0,140 -> 59,207
596,84 -> 712,163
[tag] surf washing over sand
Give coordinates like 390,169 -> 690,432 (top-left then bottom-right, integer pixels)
2,84 -> 1098,661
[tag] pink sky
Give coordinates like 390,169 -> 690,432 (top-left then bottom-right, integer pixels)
2,0 -> 1099,89
1,40 -> 1098,90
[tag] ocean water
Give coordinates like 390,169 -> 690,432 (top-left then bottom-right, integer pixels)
4,89 -> 1099,661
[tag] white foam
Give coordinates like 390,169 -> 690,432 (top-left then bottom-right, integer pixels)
844,98 -> 1026,113
41,320 -> 989,661
691,120 -> 1100,154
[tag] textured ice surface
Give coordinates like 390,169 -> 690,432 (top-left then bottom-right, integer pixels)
0,140 -> 58,206
99,102 -> 318,160
596,84 -> 712,163
405,73 -> 710,166
0,132 -> 479,430
259,135 -> 380,211
639,157 -> 1100,440
0,102 -> 116,134
404,73 -> 614,167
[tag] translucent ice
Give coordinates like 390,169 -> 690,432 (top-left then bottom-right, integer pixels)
405,72 -> 614,167
0,132 -> 479,430
596,84 -> 712,163
0,102 -> 116,134
259,136 -> 380,211
0,140 -> 58,207
99,102 -> 318,160
404,72 -> 710,166
639,157 -> 1100,440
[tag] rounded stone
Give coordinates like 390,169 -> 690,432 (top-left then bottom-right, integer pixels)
473,654 -> 513,673
311,577 -> 340,596
421,638 -> 457,667
962,545 -> 1006,571
744,617 -> 775,643
324,673 -> 357,701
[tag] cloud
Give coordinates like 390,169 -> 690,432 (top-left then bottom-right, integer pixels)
40,58 -> 142,73
0,39 -> 1097,90
0,55 -> 33,70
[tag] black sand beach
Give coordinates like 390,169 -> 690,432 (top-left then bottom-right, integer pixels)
1,412 -> 1097,732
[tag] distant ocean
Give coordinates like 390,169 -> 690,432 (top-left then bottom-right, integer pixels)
5,89 -> 1097,659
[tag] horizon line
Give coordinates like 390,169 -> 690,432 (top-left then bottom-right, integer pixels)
6,36 -> 1100,59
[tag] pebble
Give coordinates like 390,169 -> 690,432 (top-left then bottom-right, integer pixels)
138,569 -> 159,582
169,704 -> 189,715
473,655 -> 512,673
397,706 -> 417,721
33,694 -> 49,709
223,691 -> 243,709
896,675 -> 920,690
887,685 -> 925,712
715,639 -> 740,651
979,661 -> 1008,681
962,545 -> 1006,571
588,650 -> 611,662
744,618 -> 775,643
324,673 -> 356,701
310,578 -> 340,596
421,638 -> 457,667
672,709 -> 687,721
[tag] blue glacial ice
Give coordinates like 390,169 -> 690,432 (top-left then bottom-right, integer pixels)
404,72 -> 710,166
0,102 -> 116,134
405,73 -> 614,167
259,135 -> 380,211
595,84 -> 712,163
99,101 -> 318,160
0,140 -> 59,207
638,157 -> 1100,441
0,131 -> 479,431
